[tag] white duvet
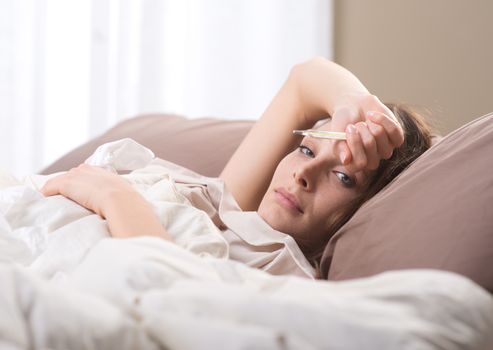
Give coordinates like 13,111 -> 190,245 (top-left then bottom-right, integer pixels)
0,139 -> 492,350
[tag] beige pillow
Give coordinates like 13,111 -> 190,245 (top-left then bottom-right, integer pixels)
41,114 -> 254,177
320,112 -> 493,293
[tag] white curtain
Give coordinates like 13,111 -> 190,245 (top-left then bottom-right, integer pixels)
0,0 -> 333,177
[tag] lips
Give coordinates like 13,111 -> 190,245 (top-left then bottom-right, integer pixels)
274,188 -> 303,214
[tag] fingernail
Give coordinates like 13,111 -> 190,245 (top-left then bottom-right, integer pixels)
347,124 -> 356,134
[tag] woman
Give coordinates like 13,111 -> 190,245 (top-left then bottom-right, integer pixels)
41,57 -> 432,273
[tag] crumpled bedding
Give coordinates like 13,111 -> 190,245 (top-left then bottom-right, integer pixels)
1,237 -> 493,350
0,139 -> 492,349
1,138 -> 314,279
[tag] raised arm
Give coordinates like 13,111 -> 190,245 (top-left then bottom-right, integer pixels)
39,57 -> 402,239
220,57 -> 399,211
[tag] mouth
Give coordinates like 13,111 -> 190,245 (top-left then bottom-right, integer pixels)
274,188 -> 303,214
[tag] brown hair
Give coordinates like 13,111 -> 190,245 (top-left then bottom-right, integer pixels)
308,104 -> 434,267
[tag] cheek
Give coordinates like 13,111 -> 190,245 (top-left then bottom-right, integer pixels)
269,156 -> 295,187
311,187 -> 356,226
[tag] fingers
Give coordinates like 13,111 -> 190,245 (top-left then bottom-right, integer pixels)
40,174 -> 65,197
39,164 -> 95,197
354,122 -> 380,170
337,141 -> 352,165
367,111 -> 404,148
345,124 -> 367,173
366,119 -> 393,160
332,105 -> 363,165
344,120 -> 392,172
331,94 -> 405,172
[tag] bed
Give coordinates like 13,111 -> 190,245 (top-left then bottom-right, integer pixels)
0,112 -> 492,349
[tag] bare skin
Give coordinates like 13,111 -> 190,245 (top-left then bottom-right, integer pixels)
40,57 -> 404,245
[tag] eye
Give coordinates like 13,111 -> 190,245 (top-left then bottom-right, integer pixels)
299,145 -> 315,158
333,171 -> 356,188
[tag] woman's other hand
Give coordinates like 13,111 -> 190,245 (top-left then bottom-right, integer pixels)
41,164 -> 171,240
40,164 -> 136,218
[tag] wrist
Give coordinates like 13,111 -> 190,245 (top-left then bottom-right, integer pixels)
293,57 -> 369,123
100,189 -> 144,219
101,188 -> 171,240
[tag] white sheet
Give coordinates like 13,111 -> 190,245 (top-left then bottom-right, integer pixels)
0,139 -> 492,349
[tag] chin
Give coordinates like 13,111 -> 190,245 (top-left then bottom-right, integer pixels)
259,206 -> 294,235
259,205 -> 281,230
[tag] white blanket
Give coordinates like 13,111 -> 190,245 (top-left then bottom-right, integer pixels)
1,237 -> 493,350
0,139 -> 492,349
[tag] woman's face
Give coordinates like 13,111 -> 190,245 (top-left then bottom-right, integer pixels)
257,122 -> 368,252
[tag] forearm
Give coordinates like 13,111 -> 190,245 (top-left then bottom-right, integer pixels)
292,57 -> 369,122
221,72 -> 307,210
102,191 -> 172,240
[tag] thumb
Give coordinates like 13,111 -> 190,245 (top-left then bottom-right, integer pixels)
40,181 -> 57,197
39,175 -> 64,197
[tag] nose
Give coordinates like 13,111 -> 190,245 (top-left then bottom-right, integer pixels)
293,160 -> 321,191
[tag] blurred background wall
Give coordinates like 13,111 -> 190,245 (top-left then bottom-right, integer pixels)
333,0 -> 493,134
1,0 -> 492,176
0,0 -> 332,176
